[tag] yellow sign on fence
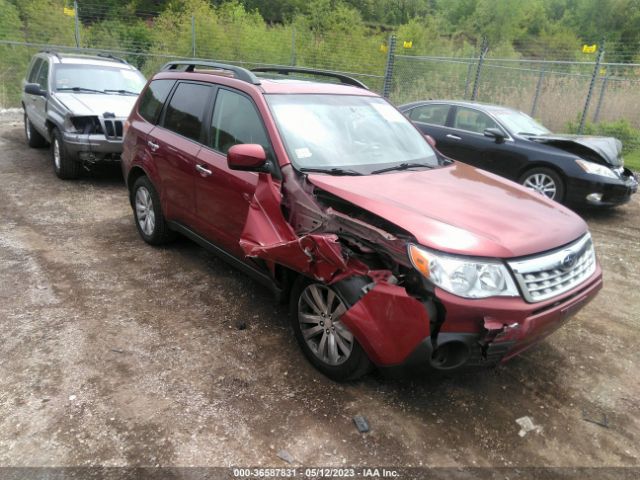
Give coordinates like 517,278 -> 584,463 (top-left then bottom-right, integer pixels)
582,44 -> 597,53
379,44 -> 388,53
63,7 -> 75,17
403,40 -> 413,49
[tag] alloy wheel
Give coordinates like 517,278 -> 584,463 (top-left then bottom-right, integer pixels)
53,138 -> 61,170
298,284 -> 354,366
523,172 -> 557,199
25,119 -> 31,141
135,186 -> 156,236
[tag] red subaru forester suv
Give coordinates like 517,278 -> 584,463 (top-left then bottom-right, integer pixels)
122,62 -> 603,381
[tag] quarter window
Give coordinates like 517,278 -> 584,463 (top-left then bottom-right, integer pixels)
409,104 -> 449,126
162,82 -> 212,142
138,79 -> 175,124
452,107 -> 499,134
210,89 -> 269,154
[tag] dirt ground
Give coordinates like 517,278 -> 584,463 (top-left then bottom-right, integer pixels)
0,112 -> 639,471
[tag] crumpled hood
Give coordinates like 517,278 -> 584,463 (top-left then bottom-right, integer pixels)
53,92 -> 137,118
308,163 -> 587,259
531,133 -> 623,166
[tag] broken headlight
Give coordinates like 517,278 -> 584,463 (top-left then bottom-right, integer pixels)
408,244 -> 519,299
68,116 -> 102,134
575,159 -> 618,179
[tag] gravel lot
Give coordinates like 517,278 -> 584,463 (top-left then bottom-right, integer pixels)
0,112 -> 639,470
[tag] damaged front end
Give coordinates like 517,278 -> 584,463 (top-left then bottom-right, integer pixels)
237,165 -> 525,373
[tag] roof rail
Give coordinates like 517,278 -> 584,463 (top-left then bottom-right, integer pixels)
97,52 -> 129,65
251,67 -> 368,89
39,49 -> 61,60
161,61 -> 261,85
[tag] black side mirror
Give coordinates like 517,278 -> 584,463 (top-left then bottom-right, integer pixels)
484,127 -> 506,144
24,83 -> 46,96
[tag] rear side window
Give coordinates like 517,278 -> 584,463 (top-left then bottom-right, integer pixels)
210,88 -> 270,154
138,79 -> 175,124
409,104 -> 449,126
162,82 -> 212,142
27,58 -> 43,83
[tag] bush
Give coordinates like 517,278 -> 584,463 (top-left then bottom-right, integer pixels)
564,117 -> 640,155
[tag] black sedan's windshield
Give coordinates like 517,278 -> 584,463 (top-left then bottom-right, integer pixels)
489,108 -> 550,136
266,94 -> 438,174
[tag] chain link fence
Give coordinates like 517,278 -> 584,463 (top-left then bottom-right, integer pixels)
1,1 -> 639,158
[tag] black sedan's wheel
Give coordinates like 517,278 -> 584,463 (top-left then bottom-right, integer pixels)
51,128 -> 80,179
132,176 -> 174,245
290,277 -> 371,381
24,113 -> 47,148
520,167 -> 565,202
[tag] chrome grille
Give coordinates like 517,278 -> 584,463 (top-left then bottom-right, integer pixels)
102,119 -> 124,139
507,234 -> 596,303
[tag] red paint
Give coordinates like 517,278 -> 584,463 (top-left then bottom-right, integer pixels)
308,162 -> 587,258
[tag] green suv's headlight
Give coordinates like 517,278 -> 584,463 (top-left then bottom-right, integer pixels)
408,244 -> 519,299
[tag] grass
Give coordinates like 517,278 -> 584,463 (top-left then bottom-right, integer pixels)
625,149 -> 640,172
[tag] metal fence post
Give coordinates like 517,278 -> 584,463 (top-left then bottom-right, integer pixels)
382,35 -> 396,99
463,59 -> 474,99
191,16 -> 196,58
290,26 -> 296,66
471,38 -> 488,101
530,66 -> 545,117
73,0 -> 80,48
579,39 -> 605,134
593,74 -> 609,123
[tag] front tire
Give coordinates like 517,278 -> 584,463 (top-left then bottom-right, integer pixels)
24,113 -> 47,148
132,176 -> 174,245
51,128 -> 80,179
519,167 -> 565,203
289,277 -> 371,381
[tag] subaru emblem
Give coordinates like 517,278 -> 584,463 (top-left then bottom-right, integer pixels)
561,252 -> 577,270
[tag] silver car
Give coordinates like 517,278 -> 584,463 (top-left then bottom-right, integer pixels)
22,51 -> 146,179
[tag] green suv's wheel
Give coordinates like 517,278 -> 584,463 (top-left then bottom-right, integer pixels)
24,113 -> 47,148
51,128 -> 80,179
132,176 -> 175,245
290,277 -> 371,381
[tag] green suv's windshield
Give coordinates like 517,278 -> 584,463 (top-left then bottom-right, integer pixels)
54,64 -> 146,95
266,94 -> 438,174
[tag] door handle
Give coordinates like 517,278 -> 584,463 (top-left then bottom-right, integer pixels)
147,140 -> 159,152
196,164 -> 212,176
446,134 -> 462,140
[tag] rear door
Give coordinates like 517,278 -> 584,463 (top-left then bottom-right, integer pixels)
194,87 -> 274,256
406,103 -> 452,146
149,81 -> 213,226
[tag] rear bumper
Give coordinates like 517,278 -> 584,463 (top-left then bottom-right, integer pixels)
565,169 -> 637,207
344,266 -> 603,375
62,131 -> 123,161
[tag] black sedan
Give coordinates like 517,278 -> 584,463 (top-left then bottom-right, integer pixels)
399,100 -> 638,207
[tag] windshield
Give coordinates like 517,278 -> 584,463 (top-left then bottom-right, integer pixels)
266,94 -> 438,173
54,64 -> 146,94
490,109 -> 550,136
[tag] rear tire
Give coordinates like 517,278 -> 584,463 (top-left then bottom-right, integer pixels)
51,128 -> 80,179
519,167 -> 565,203
131,176 -> 175,245
24,113 -> 47,148
289,276 -> 371,381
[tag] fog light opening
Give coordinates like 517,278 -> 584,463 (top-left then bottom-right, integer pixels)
586,193 -> 603,203
430,341 -> 470,370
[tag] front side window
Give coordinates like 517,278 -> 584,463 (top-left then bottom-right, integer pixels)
453,107 -> 499,134
210,88 -> 270,154
138,79 -> 175,124
162,82 -> 212,142
35,60 -> 49,89
54,64 -> 146,94
28,58 -> 44,83
266,94 -> 438,173
409,104 -> 449,126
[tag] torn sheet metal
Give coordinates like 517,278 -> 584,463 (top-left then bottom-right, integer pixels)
531,134 -> 623,166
